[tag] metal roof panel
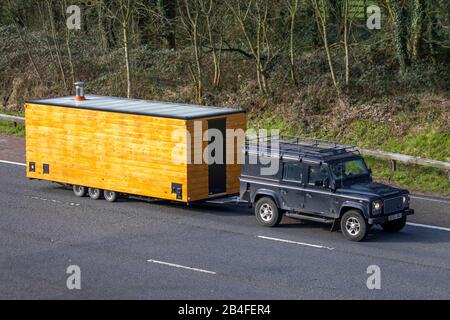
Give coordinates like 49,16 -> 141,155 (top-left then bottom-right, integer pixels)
27,95 -> 244,120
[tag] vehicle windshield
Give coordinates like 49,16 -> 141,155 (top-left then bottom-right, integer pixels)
330,158 -> 370,180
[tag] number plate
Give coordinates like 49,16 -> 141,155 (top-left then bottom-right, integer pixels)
388,213 -> 402,221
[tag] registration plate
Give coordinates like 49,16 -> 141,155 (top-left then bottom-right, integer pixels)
388,213 -> 402,221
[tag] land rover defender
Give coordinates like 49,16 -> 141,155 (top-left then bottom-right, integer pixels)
240,136 -> 414,241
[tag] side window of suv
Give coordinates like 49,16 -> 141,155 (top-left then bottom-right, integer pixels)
283,162 -> 303,183
308,165 -> 329,187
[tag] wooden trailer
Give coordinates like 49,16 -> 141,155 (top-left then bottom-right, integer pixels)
25,95 -> 246,203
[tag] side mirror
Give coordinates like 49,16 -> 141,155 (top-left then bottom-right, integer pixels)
368,168 -> 372,174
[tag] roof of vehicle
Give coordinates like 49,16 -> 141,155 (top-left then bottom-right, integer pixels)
26,95 -> 244,120
245,136 -> 361,163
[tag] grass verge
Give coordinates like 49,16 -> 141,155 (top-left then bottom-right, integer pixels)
0,120 -> 25,136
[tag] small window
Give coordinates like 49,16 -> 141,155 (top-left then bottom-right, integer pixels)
43,164 -> 50,174
29,162 -> 36,172
308,165 -> 329,186
283,163 -> 303,182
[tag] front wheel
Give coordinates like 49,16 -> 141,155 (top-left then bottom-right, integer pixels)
381,216 -> 407,232
255,197 -> 283,227
340,210 -> 369,242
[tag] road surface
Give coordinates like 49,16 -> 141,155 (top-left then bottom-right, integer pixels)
0,135 -> 449,299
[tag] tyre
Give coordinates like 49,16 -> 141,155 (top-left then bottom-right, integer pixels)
255,197 -> 283,227
73,185 -> 87,197
381,216 -> 407,232
88,188 -> 103,200
340,210 -> 369,241
104,190 -> 118,202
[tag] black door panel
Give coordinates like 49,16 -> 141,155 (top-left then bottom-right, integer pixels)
208,118 -> 227,195
304,164 -> 333,216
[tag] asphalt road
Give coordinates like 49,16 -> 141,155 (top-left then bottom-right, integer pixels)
0,136 -> 449,299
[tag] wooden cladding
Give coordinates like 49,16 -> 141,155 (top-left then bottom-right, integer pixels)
26,103 -> 246,202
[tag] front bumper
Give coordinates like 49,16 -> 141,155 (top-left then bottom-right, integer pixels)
368,208 -> 414,224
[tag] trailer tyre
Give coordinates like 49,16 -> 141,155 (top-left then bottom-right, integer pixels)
88,188 -> 103,200
73,185 -> 87,197
104,190 -> 118,202
255,197 -> 282,227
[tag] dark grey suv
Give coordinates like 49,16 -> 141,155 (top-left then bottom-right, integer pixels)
240,137 -> 414,241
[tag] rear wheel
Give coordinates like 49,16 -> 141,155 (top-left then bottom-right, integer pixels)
255,197 -> 283,227
381,216 -> 407,232
88,188 -> 102,200
340,210 -> 369,242
73,185 -> 87,197
104,190 -> 118,202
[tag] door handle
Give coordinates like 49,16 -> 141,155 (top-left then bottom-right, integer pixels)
280,189 -> 287,195
306,193 -> 312,199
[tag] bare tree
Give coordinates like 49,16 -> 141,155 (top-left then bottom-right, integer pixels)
46,0 -> 69,91
312,0 -> 340,95
286,0 -> 299,86
6,0 -> 43,83
104,0 -> 135,98
198,0 -> 222,89
343,0 -> 350,88
227,0 -> 276,95
62,0 -> 76,87
180,0 -> 203,103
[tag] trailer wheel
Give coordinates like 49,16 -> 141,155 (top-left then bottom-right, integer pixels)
88,188 -> 103,200
104,190 -> 118,202
73,185 -> 87,197
255,197 -> 282,227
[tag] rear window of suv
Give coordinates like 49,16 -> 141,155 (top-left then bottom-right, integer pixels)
283,162 -> 303,182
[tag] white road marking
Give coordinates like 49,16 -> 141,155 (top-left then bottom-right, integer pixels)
28,196 -> 80,207
147,259 -> 217,275
406,222 -> 450,232
0,160 -> 26,167
411,195 -> 450,205
257,235 -> 334,250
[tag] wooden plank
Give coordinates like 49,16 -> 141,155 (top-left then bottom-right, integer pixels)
26,103 -> 189,202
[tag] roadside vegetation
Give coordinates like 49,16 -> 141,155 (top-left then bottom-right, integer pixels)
0,0 -> 448,195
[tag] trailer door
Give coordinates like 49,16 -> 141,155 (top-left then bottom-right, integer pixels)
208,118 -> 227,195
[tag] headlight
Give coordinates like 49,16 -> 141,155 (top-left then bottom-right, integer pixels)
372,200 -> 383,215
402,195 -> 410,207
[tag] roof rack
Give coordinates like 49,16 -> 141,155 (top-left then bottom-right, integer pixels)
244,134 -> 360,160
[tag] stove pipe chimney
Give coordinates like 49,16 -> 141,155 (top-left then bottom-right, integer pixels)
74,81 -> 86,101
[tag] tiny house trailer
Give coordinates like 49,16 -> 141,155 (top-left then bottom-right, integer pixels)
25,94 -> 246,203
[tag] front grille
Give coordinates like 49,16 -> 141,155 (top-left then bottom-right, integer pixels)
384,197 -> 403,214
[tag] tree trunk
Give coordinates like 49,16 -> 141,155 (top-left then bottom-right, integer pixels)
343,0 -> 350,88
62,0 -> 75,87
123,24 -> 132,98
159,0 -> 177,50
410,0 -> 424,63
313,0 -> 340,96
47,0 -> 68,91
289,0 -> 299,86
391,0 -> 408,74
